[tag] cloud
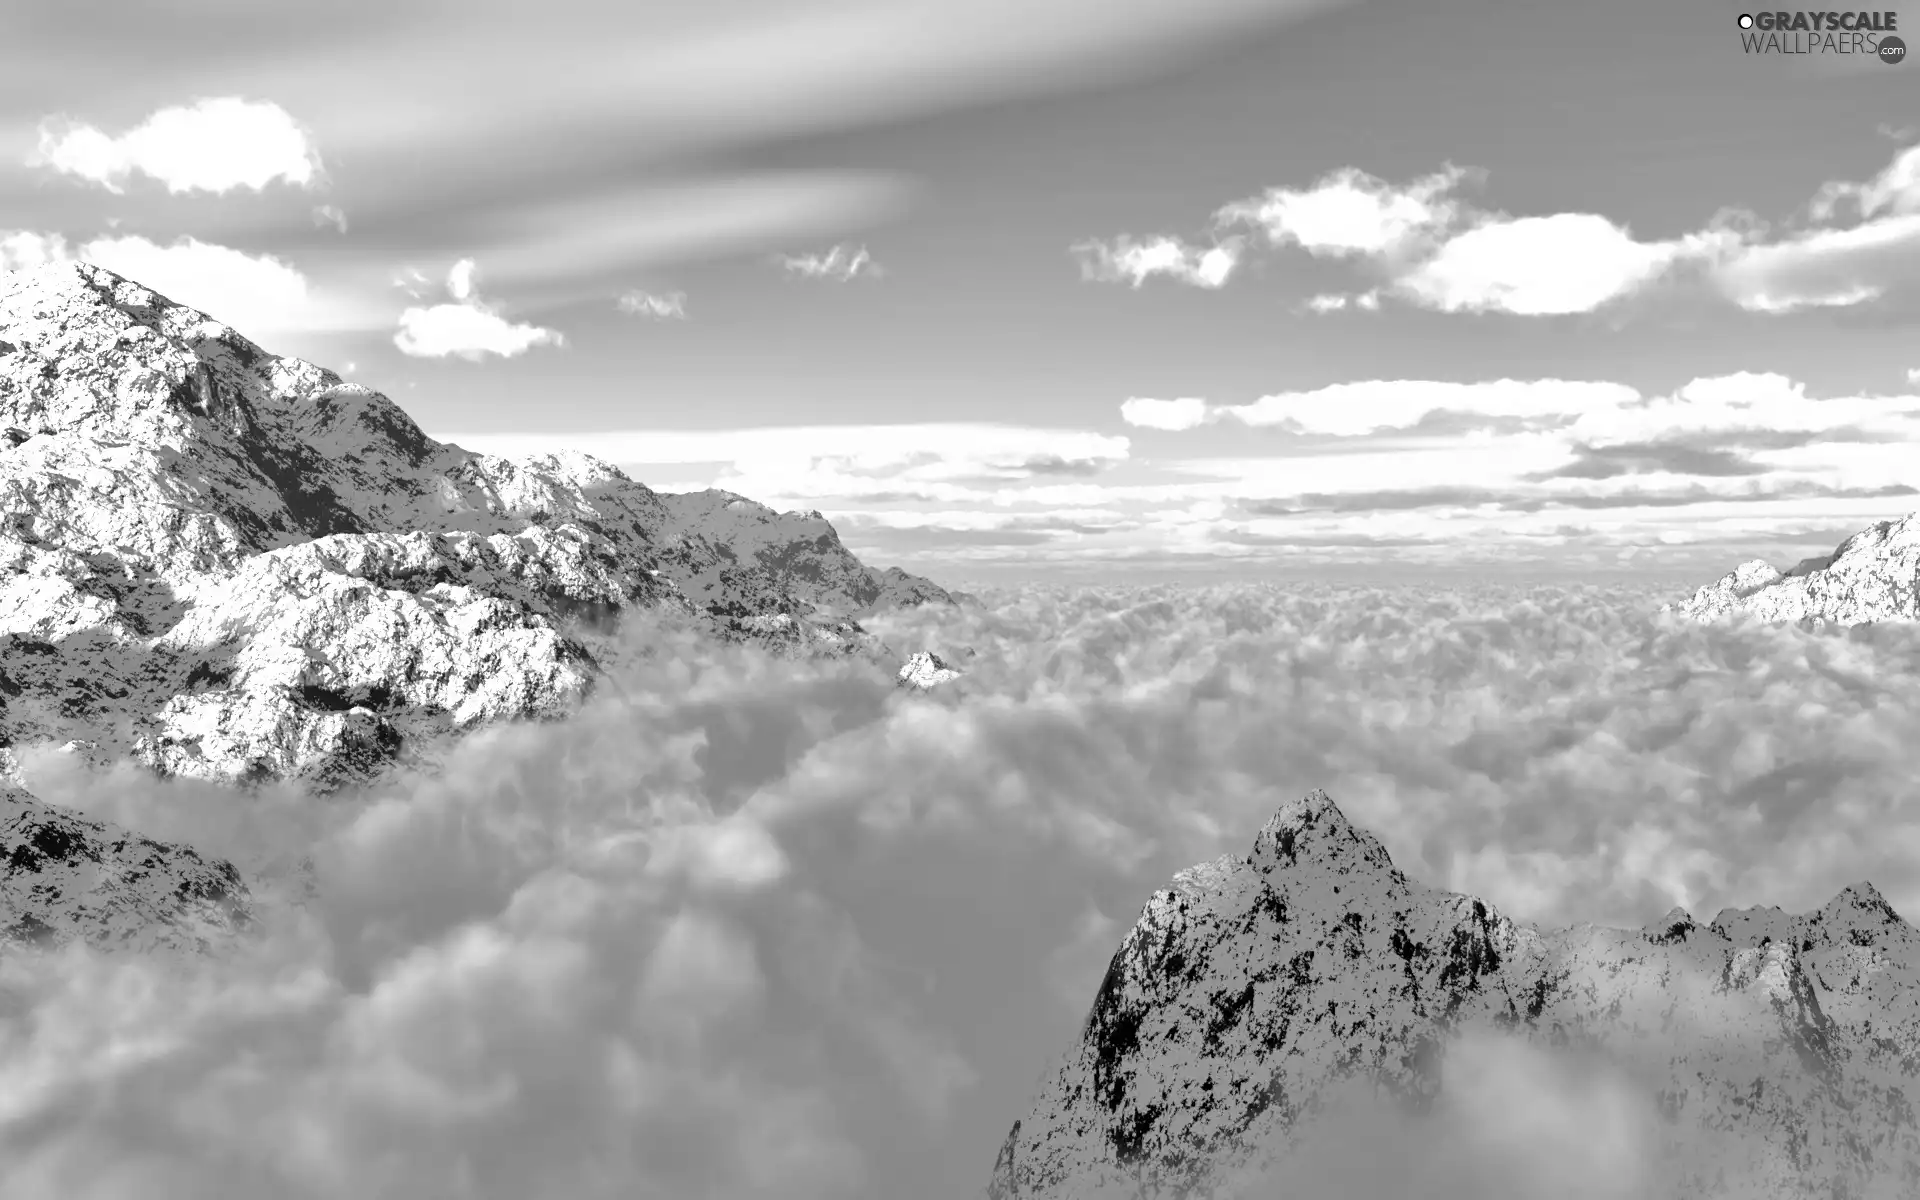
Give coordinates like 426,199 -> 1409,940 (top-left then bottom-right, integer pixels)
312,205 -> 349,233
434,423 -> 1131,504
394,259 -> 565,361
1214,164 -> 1476,257
10,586 -> 1920,1197
1909,367 -> 1920,386
1395,214 -> 1705,316
1120,397 -> 1212,431
27,97 -> 324,194
1086,143 -> 1920,316
1218,378 -> 1640,435
778,243 -> 882,281
1071,235 -> 1242,288
1302,291 -> 1380,313
0,230 -> 72,272
616,289 -> 688,319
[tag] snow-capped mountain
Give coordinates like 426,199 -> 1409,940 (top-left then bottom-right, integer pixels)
0,261 -> 952,792
1673,513 -> 1920,625
896,649 -> 964,690
989,790 -> 1920,1199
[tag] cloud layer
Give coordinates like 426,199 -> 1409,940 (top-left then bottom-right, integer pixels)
394,259 -> 565,360
6,585 -> 1920,1199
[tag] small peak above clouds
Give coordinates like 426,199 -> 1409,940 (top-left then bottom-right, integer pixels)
1671,510 -> 1920,625
995,788 -> 1917,1198
896,650 -> 963,690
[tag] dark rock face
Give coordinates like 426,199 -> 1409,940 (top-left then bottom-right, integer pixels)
1,784 -> 251,954
991,791 -> 1920,1199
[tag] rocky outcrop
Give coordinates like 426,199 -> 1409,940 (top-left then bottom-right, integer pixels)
1673,513 -> 1920,625
896,650 -> 964,690
0,261 -> 952,791
989,790 -> 1920,1199
1,784 -> 250,955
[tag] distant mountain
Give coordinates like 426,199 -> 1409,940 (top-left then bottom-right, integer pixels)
0,261 -> 953,794
0,261 -> 953,952
1673,513 -> 1920,625
990,791 -> 1920,1199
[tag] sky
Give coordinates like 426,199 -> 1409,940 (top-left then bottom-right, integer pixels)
2,0 -> 1917,583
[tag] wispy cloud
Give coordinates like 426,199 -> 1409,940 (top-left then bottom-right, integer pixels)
27,97 -> 325,194
778,243 -> 882,281
312,204 -> 349,234
617,289 -> 688,319
394,258 -> 565,361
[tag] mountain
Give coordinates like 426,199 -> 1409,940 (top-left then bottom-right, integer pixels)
1,783 -> 251,955
1673,513 -> 1920,625
989,790 -> 1920,1199
0,261 -> 952,793
897,649 -> 964,690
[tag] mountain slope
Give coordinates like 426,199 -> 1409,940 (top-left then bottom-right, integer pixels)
0,262 -> 951,791
1673,513 -> 1920,625
990,791 -> 1920,1199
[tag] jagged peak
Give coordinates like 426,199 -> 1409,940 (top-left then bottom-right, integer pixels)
1247,788 -> 1399,877
897,649 -> 963,690
1817,880 -> 1902,927
1644,906 -> 1699,944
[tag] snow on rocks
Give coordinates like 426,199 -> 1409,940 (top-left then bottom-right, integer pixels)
989,790 -> 1920,1199
897,650 -> 964,690
1672,512 -> 1920,625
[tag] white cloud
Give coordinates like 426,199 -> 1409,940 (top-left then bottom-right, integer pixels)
312,205 -> 349,233
76,236 -> 311,331
28,97 -> 323,194
447,258 -> 478,303
1120,397 -> 1212,431
617,289 -> 689,319
1219,378 -> 1639,436
1807,143 -> 1920,223
778,243 -> 881,281
1302,290 -> 1380,313
1710,213 -> 1920,313
433,423 -> 1131,504
1908,367 -> 1920,386
0,230 -> 72,272
1215,164 -> 1475,257
1395,214 -> 1696,316
394,259 -> 565,361
1071,236 -> 1241,289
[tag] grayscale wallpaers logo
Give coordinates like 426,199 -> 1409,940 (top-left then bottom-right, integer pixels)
1736,10 -> 1904,59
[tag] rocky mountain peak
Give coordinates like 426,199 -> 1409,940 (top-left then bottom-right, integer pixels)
897,649 -> 964,690
1674,510 -> 1920,625
0,261 -> 959,953
991,790 -> 1920,1199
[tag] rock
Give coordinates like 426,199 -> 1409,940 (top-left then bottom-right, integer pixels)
0,260 -> 954,791
990,790 -> 1920,1199
1,784 -> 251,955
897,650 -> 963,690
1672,512 -> 1920,625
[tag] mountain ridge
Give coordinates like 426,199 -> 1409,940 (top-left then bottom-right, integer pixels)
990,790 -> 1920,1199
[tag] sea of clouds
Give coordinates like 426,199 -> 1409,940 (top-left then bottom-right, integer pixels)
3,581 -> 1918,1199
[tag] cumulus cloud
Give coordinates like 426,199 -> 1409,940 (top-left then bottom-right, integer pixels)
393,258 -> 565,361
0,230 -> 72,272
777,243 -> 882,281
1085,143 -> 1920,317
8,587 -> 1920,1199
1071,235 -> 1242,288
1214,163 -> 1476,258
616,289 -> 688,319
27,97 -> 324,194
1120,396 -> 1212,431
